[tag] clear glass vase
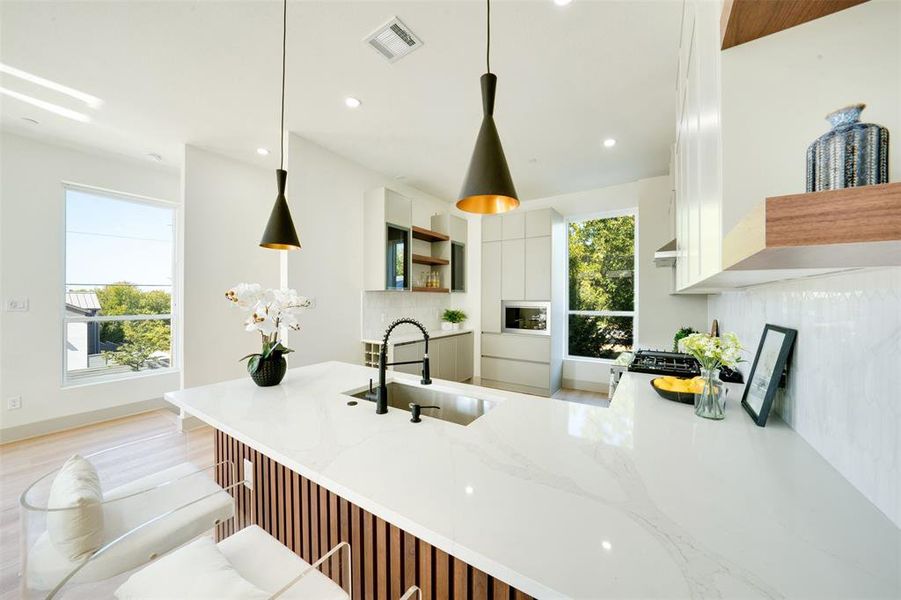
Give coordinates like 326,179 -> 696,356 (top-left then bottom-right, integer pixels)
695,368 -> 726,420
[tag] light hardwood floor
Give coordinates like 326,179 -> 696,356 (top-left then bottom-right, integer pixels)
0,410 -> 212,600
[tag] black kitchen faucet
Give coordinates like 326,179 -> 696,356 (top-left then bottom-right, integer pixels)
374,318 -> 432,414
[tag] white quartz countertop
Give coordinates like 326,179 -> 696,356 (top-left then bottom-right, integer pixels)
165,362 -> 900,599
361,327 -> 472,346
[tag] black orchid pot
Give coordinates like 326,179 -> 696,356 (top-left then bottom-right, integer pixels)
251,352 -> 287,387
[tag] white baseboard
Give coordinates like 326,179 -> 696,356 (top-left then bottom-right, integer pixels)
0,399 -> 175,444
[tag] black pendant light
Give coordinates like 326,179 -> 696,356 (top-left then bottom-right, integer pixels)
260,0 -> 301,250
456,0 -> 519,215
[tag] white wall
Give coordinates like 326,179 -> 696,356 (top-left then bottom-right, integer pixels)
512,176 -> 708,391
283,134 -> 463,366
181,146 -> 280,388
708,268 -> 901,527
0,132 -> 180,441
721,0 -> 901,233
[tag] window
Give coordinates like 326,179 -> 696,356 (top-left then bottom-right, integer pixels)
566,212 -> 636,360
64,187 -> 176,382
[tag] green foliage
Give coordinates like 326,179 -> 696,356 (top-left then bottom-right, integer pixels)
567,216 -> 635,359
240,341 -> 293,374
673,326 -> 699,352
442,309 -> 467,324
92,283 -> 171,371
568,216 -> 634,312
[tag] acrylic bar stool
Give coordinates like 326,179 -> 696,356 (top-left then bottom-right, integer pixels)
19,431 -> 236,599
50,487 -> 352,599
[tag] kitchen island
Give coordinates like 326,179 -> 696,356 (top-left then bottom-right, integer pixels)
165,361 -> 899,599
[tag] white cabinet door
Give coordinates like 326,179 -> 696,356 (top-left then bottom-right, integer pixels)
385,190 -> 412,227
501,239 -> 525,300
435,336 -> 457,381
482,215 -> 503,242
502,212 -> 525,240
525,209 -> 553,238
393,341 -> 424,376
456,333 -> 473,381
524,236 -> 551,301
481,241 -> 502,332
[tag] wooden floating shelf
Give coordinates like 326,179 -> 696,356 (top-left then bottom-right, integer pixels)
723,182 -> 901,271
720,0 -> 867,50
412,253 -> 449,266
411,226 -> 449,243
412,286 -> 449,293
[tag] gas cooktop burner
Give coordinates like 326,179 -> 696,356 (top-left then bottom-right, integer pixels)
627,350 -> 701,378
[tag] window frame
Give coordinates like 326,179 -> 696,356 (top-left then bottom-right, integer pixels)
61,182 -> 180,387
564,207 -> 639,363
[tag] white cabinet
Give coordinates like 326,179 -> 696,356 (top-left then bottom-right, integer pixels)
390,333 -> 473,382
482,215 -> 503,242
502,212 -> 525,240
363,188 -> 412,291
674,0 -> 723,291
481,241 -> 502,332
525,209 -> 553,238
524,236 -> 551,300
501,239 -> 525,300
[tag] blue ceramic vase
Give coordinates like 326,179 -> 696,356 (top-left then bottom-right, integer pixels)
806,104 -> 889,192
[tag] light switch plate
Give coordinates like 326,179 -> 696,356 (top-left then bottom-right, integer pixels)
7,396 -> 22,410
5,298 -> 28,312
243,458 -> 253,490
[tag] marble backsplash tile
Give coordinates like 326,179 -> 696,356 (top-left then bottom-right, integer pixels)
708,267 -> 900,527
361,291 -> 450,341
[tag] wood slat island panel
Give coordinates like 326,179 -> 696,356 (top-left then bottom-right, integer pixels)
215,430 -> 531,600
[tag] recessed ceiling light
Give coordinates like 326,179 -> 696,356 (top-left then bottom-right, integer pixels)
554,0 -> 573,6
147,153 -> 163,162
256,147 -> 270,156
394,175 -> 406,180
21,117 -> 39,125
0,62 -> 103,108
603,138 -> 616,148
344,97 -> 362,109
601,540 -> 612,551
0,87 -> 90,122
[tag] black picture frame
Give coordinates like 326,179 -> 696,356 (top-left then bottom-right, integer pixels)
741,324 -> 797,427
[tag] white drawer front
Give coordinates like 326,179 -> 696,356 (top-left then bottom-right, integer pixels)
481,357 -> 550,388
481,333 -> 550,363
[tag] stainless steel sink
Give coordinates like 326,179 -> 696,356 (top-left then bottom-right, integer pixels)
345,382 -> 498,426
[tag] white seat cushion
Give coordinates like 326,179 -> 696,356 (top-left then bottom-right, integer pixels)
47,455 -> 104,560
218,525 -> 349,600
114,536 -> 269,600
25,462 -> 234,592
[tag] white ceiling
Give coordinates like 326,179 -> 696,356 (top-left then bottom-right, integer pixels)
0,0 -> 681,201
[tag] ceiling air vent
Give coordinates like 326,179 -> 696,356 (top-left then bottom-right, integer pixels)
364,17 -> 423,63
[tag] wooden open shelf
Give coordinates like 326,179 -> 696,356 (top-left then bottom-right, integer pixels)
412,253 -> 449,266
723,182 -> 901,271
721,0 -> 867,50
412,286 -> 449,293
411,226 -> 450,243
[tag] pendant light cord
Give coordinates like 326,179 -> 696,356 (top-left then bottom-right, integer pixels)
279,0 -> 287,170
486,0 -> 491,74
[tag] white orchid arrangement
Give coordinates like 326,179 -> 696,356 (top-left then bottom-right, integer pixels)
678,332 -> 744,371
225,283 -> 311,374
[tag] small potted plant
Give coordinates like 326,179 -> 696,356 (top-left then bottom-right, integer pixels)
678,332 -> 743,420
441,309 -> 467,331
225,283 -> 311,387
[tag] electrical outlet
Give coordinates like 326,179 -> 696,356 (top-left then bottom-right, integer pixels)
7,396 -> 22,410
5,298 -> 28,312
243,458 -> 253,490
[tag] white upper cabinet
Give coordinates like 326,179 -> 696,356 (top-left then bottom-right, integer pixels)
501,212 -> 525,240
501,239 -> 525,300
482,215 -> 503,242
481,241 -> 502,332
524,236 -> 551,300
674,0 -> 723,291
525,209 -> 554,238
363,187 -> 412,291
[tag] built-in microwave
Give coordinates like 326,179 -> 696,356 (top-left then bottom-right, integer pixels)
502,301 -> 550,336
